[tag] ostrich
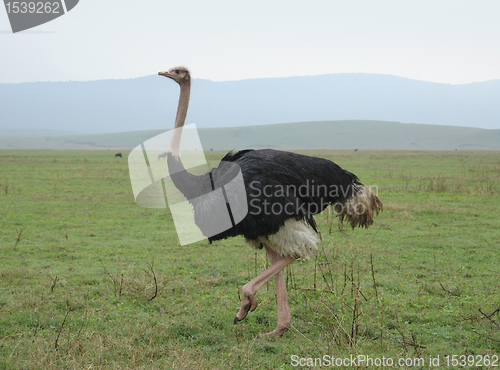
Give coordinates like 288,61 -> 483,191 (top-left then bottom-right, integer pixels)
158,67 -> 382,337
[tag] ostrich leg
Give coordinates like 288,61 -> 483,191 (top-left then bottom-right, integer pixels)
258,246 -> 292,337
234,245 -> 295,337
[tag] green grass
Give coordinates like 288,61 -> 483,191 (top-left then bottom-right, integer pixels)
0,149 -> 499,369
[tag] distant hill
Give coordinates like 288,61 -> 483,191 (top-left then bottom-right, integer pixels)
1,120 -> 499,151
0,74 -> 499,135
0,128 -> 81,137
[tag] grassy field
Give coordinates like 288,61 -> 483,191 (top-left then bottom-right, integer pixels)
0,149 -> 499,369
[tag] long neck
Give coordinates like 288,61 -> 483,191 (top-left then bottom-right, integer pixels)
167,79 -> 203,201
169,81 -> 191,156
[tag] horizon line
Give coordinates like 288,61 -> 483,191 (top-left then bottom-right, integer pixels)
1,72 -> 499,86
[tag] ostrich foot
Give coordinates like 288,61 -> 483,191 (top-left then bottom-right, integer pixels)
257,324 -> 290,338
234,284 -> 258,323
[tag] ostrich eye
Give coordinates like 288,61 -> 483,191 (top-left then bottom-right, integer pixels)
175,69 -> 180,74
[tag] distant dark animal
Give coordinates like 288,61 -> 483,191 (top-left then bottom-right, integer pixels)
354,149 -> 358,152
158,67 -> 383,337
158,152 -> 168,160
115,153 -> 122,158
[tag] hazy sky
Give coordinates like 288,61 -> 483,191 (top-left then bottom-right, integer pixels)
1,0 -> 499,84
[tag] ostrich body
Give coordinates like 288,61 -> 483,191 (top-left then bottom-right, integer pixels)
158,67 -> 382,337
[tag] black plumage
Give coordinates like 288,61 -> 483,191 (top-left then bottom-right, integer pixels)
168,148 -> 364,242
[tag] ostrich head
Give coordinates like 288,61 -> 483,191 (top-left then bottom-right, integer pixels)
158,67 -> 190,84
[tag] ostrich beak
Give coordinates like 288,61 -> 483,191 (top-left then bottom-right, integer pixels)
158,71 -> 171,77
